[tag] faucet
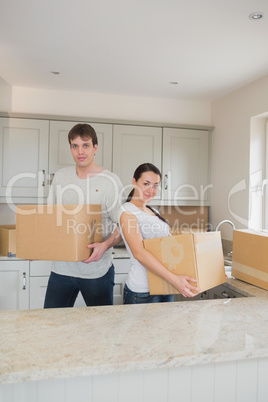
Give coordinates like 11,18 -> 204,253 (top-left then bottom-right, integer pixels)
215,219 -> 236,232
215,220 -> 236,261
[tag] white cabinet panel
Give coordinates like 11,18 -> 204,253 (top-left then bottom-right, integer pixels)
114,273 -> 128,305
113,257 -> 130,305
112,125 -> 162,198
0,118 -> 49,200
29,260 -> 86,309
30,276 -> 49,309
162,128 -> 210,203
0,260 -> 29,310
29,276 -> 86,309
49,121 -> 113,173
2,358 -> 268,402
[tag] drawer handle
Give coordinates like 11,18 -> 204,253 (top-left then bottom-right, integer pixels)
22,272 -> 27,290
164,174 -> 168,190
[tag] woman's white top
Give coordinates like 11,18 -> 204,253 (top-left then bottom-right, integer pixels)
118,202 -> 170,292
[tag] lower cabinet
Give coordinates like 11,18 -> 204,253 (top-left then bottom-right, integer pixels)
0,257 -> 130,309
113,258 -> 130,305
0,260 -> 29,310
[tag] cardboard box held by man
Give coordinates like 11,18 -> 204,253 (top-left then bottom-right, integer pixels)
16,204 -> 102,261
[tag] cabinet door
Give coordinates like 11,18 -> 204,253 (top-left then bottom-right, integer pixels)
113,258 -> 130,305
29,260 -> 86,309
0,118 -> 49,199
162,128 -> 210,203
49,121 -> 113,174
29,276 -> 87,309
0,260 -> 29,310
112,125 -> 162,199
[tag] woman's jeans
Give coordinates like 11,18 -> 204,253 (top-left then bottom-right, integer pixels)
44,265 -> 115,308
123,284 -> 174,304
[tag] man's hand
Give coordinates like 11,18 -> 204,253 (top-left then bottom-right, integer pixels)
82,226 -> 122,264
82,242 -> 108,263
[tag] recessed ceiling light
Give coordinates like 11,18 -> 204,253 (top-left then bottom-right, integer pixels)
169,81 -> 179,85
249,12 -> 264,20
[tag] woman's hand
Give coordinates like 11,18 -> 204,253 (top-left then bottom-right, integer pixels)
172,275 -> 201,298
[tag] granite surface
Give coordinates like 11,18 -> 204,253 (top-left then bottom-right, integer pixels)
1,277 -> 268,385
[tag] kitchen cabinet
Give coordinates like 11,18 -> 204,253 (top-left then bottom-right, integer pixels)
49,120 -> 113,174
0,118 -> 49,202
29,260 -> 86,309
113,257 -> 130,304
112,125 -> 162,199
0,260 -> 29,310
0,116 -> 212,206
162,128 -> 210,204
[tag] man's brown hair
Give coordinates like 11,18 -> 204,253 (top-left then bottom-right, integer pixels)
68,123 -> 98,146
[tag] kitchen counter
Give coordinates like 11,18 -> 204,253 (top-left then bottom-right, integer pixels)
1,277 -> 268,386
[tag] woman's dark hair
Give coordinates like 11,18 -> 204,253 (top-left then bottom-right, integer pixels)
68,123 -> 98,146
127,163 -> 169,225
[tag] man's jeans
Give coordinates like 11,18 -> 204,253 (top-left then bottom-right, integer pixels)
44,265 -> 115,308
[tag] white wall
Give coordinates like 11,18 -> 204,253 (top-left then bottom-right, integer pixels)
10,86 -> 212,126
211,74 -> 268,239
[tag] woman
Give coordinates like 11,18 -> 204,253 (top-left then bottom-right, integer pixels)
119,163 -> 201,304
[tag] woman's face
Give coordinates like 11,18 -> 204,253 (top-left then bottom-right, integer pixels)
132,171 -> 160,203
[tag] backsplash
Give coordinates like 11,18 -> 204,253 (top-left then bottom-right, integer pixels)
222,238 -> 233,259
0,204 -> 16,225
157,206 -> 210,232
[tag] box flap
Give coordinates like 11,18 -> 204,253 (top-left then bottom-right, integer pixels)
193,231 -> 226,291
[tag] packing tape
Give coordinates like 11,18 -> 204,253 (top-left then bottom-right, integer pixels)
232,261 -> 268,282
195,239 -> 221,254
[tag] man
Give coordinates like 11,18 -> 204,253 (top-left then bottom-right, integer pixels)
44,123 -> 123,308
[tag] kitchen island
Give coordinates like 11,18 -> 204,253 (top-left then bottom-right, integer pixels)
1,278 -> 268,402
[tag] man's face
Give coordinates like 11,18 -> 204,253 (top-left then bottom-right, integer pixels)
70,136 -> 97,168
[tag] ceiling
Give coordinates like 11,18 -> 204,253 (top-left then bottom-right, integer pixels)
1,0 -> 268,102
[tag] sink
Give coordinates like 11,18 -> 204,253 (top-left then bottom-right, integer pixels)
224,258 -> 232,266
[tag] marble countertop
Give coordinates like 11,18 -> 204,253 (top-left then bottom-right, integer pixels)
1,277 -> 268,385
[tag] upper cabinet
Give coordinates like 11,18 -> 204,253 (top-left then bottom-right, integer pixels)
49,121 -> 113,173
0,118 -> 49,202
162,128 -> 210,204
0,116 -> 211,206
112,125 -> 162,198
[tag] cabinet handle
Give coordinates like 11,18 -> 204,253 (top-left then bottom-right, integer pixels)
38,170 -> 46,187
22,272 -> 27,290
42,170 -> 45,187
164,174 -> 168,190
